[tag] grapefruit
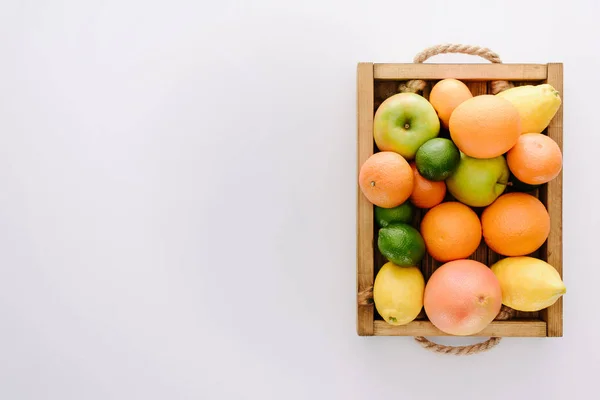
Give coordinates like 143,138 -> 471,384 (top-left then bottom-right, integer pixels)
424,259 -> 502,336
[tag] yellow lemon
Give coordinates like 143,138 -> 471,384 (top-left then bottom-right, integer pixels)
373,262 -> 424,325
490,256 -> 566,312
496,84 -> 562,134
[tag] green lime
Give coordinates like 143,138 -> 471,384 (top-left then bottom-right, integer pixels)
374,202 -> 415,228
377,223 -> 426,266
415,138 -> 460,181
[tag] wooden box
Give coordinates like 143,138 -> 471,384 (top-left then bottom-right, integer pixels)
356,62 -> 563,338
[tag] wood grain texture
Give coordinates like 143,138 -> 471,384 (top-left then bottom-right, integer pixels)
374,64 -> 547,81
540,63 -> 564,337
356,63 -> 375,336
373,320 -> 547,337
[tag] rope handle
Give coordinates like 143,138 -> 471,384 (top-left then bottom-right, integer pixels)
360,286 -> 515,355
399,43 -> 513,95
414,305 -> 515,356
401,44 -> 515,355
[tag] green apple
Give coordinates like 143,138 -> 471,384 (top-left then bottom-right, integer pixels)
374,93 -> 440,160
446,152 -> 509,207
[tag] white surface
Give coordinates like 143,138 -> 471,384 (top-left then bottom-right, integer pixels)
0,0 -> 597,398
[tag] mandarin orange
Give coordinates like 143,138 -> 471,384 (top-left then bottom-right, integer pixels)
409,163 -> 446,209
507,133 -> 563,185
358,152 -> 413,208
429,79 -> 473,128
420,202 -> 482,262
481,192 -> 550,256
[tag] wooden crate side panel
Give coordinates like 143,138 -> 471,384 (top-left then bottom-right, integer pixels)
373,320 -> 547,337
356,63 -> 375,336
540,63 -> 564,337
374,64 -> 548,81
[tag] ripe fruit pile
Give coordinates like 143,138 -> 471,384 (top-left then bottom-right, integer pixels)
361,80 -> 566,336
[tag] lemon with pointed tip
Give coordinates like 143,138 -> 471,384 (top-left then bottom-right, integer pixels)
490,256 -> 566,312
373,262 -> 424,326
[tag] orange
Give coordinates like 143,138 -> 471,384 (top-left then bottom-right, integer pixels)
409,162 -> 446,209
429,79 -> 473,128
358,151 -> 413,208
481,192 -> 550,256
449,95 -> 521,159
420,202 -> 482,262
507,133 -> 563,185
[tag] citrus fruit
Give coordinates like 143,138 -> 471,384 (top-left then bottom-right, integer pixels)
409,162 -> 446,209
449,95 -> 521,159
491,256 -> 566,312
496,84 -> 562,134
373,93 -> 440,160
507,133 -> 563,185
420,202 -> 482,262
374,262 -> 424,325
374,202 -> 414,228
424,259 -> 502,336
358,151 -> 413,208
415,138 -> 460,181
377,223 -> 426,266
428,79 -> 473,128
481,192 -> 550,256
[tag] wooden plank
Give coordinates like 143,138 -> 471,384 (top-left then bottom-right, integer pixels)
466,81 -> 488,97
356,63 -> 375,336
540,63 -> 564,337
373,320 -> 547,337
374,63 -> 547,81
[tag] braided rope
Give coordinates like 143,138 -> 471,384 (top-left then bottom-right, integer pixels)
414,336 -> 501,355
398,43 -> 514,95
414,305 -> 515,355
413,43 -> 502,64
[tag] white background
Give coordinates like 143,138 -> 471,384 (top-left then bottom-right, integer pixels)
0,0 -> 597,399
